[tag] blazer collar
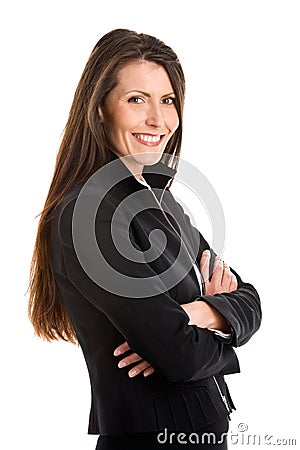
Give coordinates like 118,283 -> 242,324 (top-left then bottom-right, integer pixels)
106,148 -> 177,191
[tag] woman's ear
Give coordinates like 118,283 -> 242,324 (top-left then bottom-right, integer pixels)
98,105 -> 104,123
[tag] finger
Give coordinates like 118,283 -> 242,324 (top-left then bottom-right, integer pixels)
143,366 -> 156,377
128,360 -> 152,378
211,257 -> 223,285
229,274 -> 238,292
118,352 -> 143,368
113,341 -> 131,356
221,262 -> 232,289
200,250 -> 210,283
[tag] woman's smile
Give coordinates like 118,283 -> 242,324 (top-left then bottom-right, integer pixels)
131,132 -> 166,146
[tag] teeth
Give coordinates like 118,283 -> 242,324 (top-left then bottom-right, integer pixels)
134,134 -> 162,143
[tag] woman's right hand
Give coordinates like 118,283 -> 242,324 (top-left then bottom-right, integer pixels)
200,250 -> 237,295
180,250 -> 237,330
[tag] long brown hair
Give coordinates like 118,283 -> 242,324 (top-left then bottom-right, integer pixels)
27,28 -> 186,344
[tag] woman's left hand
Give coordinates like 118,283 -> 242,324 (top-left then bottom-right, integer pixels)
113,341 -> 155,378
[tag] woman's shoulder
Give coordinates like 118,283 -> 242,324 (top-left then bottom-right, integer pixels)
54,182 -> 85,220
53,178 -> 120,239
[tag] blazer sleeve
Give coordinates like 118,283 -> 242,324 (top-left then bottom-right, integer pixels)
57,197 -> 240,383
169,195 -> 262,348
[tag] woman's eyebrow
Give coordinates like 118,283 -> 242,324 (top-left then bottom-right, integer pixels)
124,90 -> 175,97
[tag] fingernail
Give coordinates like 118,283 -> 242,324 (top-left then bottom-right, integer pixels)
118,361 -> 126,368
129,370 -> 137,377
114,350 -> 121,356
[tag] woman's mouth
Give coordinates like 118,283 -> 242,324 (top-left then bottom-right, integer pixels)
132,133 -> 165,146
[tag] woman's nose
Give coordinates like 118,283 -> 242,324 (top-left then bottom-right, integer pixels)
145,103 -> 164,128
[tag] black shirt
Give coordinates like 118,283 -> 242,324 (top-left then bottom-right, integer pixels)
50,149 -> 261,436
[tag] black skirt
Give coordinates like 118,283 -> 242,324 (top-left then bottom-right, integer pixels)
95,416 -> 229,450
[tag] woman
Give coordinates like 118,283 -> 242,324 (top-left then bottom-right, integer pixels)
28,29 -> 261,449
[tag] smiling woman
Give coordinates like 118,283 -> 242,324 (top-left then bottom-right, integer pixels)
99,60 -> 180,178
27,28 -> 261,450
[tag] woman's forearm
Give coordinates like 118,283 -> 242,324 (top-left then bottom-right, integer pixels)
181,301 -> 231,333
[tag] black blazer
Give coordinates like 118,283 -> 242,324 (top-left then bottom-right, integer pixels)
50,149 -> 261,435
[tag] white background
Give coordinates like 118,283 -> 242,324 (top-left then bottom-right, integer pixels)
1,1 -> 299,449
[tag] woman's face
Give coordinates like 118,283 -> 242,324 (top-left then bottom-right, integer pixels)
99,60 -> 179,176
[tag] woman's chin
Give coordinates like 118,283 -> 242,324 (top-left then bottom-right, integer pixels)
132,150 -> 163,166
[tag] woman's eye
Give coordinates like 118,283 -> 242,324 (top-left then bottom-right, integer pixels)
162,97 -> 175,105
128,97 -> 143,104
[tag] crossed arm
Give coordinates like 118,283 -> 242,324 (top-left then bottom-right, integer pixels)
59,193 -> 260,381
113,249 -> 238,378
